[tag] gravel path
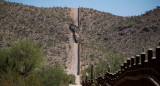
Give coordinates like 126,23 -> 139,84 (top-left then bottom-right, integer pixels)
67,8 -> 81,86
70,8 -> 78,26
67,36 -> 81,85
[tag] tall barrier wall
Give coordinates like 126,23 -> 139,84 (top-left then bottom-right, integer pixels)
82,43 -> 160,86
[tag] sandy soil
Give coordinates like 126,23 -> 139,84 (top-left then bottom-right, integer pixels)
70,8 -> 78,26
67,8 -> 81,86
67,34 -> 81,85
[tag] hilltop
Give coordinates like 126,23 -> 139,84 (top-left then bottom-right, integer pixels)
0,1 -> 160,71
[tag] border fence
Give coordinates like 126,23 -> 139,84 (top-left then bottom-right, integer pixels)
82,43 -> 160,86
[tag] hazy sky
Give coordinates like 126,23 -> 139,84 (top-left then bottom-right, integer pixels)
6,0 -> 160,16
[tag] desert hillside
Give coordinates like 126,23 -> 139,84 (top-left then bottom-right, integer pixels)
0,1 -> 72,68
78,7 -> 160,70
0,1 -> 160,71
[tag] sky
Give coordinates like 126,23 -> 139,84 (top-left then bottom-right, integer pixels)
5,0 -> 160,16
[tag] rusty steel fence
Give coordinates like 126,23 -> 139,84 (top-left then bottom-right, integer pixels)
82,43 -> 160,86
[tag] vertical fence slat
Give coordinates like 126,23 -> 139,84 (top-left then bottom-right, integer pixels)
124,62 -> 127,68
123,62 -> 127,72
126,58 -> 131,71
136,55 -> 140,65
156,46 -> 160,63
131,56 -> 135,69
148,48 -> 153,62
118,70 -> 121,78
121,64 -> 124,71
127,58 -> 131,68
156,45 -> 160,72
141,52 -> 146,64
121,64 -> 124,75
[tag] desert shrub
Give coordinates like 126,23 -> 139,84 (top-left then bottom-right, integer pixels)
25,74 -> 43,86
0,48 -> 10,73
81,54 -> 126,80
81,61 -> 108,80
0,40 -> 74,86
0,40 -> 45,86
0,71 -> 25,86
0,71 -> 43,86
0,40 -> 45,76
108,54 -> 125,73
36,64 -> 74,86
69,74 -> 76,84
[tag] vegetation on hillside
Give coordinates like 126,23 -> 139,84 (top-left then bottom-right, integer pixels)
78,7 -> 160,73
0,40 -> 45,76
0,40 -> 74,86
0,1 -> 73,68
77,7 -> 160,79
36,64 -> 75,86
0,1 -> 160,81
81,53 -> 126,80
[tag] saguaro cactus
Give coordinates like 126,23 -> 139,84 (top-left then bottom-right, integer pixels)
91,64 -> 94,80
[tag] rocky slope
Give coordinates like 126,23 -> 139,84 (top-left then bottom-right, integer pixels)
78,7 -> 160,69
0,1 -> 160,70
0,1 -> 72,68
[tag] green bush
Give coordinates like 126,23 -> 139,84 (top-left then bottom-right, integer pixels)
0,71 -> 25,86
0,40 -> 74,86
81,61 -> 108,80
81,53 -> 126,80
36,64 -> 73,86
108,54 -> 125,73
69,74 -> 76,84
0,40 -> 45,86
0,40 -> 45,76
0,71 -> 43,86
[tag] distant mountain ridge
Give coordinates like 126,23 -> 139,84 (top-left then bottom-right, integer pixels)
0,1 -> 160,69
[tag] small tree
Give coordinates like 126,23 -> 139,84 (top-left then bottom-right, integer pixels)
0,49 -> 10,73
36,64 -> 72,86
0,40 -> 45,77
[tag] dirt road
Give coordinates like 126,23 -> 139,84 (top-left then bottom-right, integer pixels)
67,34 -> 81,85
67,8 -> 81,86
70,8 -> 79,26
